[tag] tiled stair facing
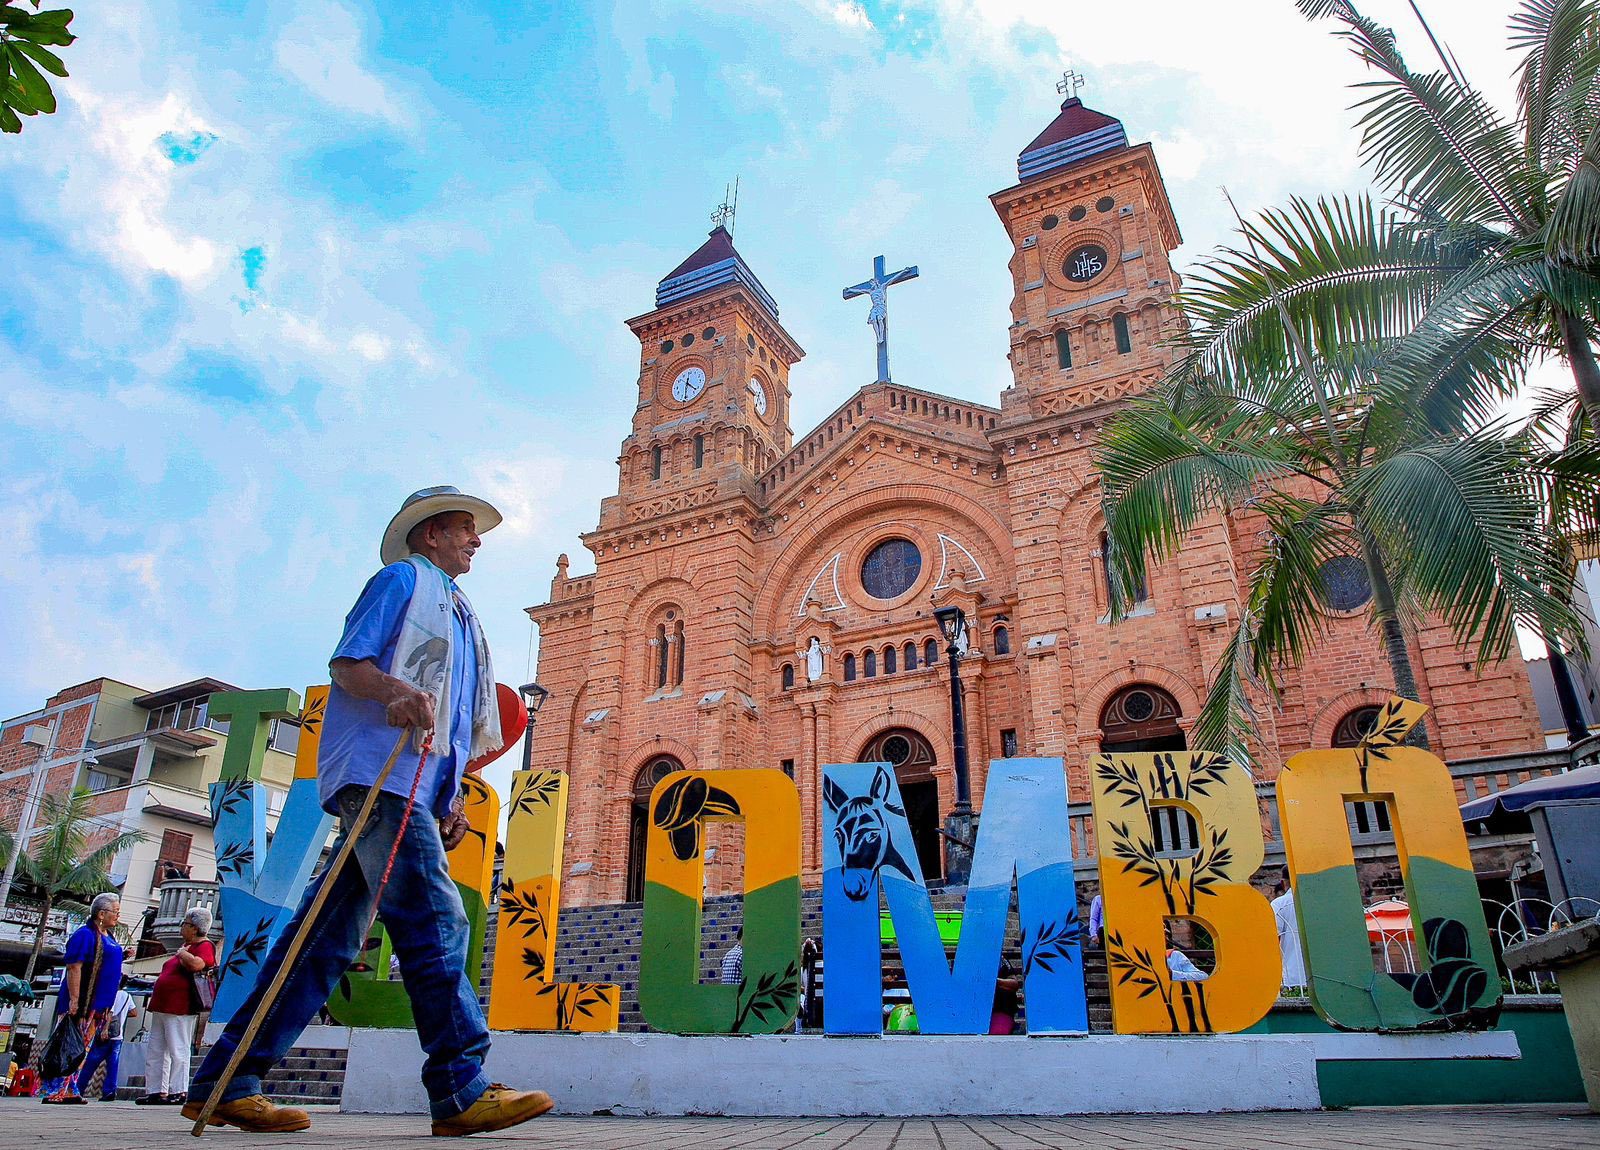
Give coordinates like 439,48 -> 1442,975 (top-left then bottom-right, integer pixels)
118,1045 -> 348,1105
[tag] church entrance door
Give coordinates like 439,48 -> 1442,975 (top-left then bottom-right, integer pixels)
625,755 -> 683,903
858,729 -> 943,883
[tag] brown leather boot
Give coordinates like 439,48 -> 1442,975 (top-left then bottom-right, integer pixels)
180,1094 -> 312,1133
430,1084 -> 553,1137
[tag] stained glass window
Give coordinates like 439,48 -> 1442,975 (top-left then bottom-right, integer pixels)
861,538 -> 922,600
1318,556 -> 1372,612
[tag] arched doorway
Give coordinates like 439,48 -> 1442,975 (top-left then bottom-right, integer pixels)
626,755 -> 682,902
858,729 -> 943,883
1099,685 -> 1192,855
1099,684 -> 1186,753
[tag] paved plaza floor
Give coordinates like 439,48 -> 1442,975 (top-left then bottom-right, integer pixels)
4,1100 -> 1598,1149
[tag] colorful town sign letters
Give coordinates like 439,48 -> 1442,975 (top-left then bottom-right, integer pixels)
207,689 -> 1501,1037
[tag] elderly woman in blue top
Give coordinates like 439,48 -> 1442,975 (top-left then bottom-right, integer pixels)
42,891 -> 123,1103
185,486 -> 553,1138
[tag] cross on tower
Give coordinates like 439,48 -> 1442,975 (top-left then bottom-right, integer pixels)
711,177 -> 739,234
1056,69 -> 1085,98
842,254 -> 919,384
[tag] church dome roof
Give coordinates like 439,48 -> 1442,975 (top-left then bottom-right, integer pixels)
656,225 -> 780,319
1017,97 -> 1129,182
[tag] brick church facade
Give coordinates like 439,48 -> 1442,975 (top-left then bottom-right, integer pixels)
527,97 -> 1543,907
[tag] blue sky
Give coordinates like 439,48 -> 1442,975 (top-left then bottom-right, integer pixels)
0,1 -> 1551,792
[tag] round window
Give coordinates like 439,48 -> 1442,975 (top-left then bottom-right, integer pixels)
660,339 -> 674,354
1068,205 -> 1087,222
860,537 -> 922,600
1096,196 -> 1115,212
1318,556 -> 1373,612
703,326 -> 716,341
1041,214 -> 1059,230
881,735 -> 912,766
683,332 -> 695,347
1063,243 -> 1109,284
747,334 -> 756,350
1122,689 -> 1156,722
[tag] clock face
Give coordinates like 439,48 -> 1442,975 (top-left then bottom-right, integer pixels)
671,366 -> 706,403
1063,242 -> 1110,284
747,377 -> 768,416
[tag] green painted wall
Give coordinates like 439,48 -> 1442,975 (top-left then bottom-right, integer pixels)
1247,1002 -> 1583,1105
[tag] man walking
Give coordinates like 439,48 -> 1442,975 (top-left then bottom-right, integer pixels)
185,486 -> 552,1137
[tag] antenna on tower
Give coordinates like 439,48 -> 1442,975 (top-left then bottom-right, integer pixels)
711,176 -> 740,236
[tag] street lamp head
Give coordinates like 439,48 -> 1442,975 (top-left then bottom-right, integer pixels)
933,605 -> 966,646
519,683 -> 550,714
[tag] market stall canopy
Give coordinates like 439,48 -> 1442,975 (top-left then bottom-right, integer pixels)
1459,764 -> 1600,829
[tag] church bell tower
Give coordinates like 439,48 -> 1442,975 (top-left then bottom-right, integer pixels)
990,89 -> 1184,423
605,226 -> 804,527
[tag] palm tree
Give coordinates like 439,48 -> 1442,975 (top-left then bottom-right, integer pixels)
1096,1 -> 1600,763
1296,0 -> 1600,426
11,787 -> 142,981
1097,195 -> 1591,767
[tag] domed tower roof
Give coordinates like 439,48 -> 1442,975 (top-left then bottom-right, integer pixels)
655,225 -> 781,320
1017,97 -> 1129,182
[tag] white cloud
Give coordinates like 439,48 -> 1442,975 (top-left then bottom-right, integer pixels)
274,0 -> 414,130
830,2 -> 872,30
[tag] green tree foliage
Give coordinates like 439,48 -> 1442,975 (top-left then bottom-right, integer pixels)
1,3 -> 75,135
11,787 -> 142,980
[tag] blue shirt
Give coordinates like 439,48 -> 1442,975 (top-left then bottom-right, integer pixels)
319,558 -> 478,818
56,926 -> 123,1015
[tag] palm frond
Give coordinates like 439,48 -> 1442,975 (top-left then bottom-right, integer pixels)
1299,0 -> 1536,230
1544,118 -> 1600,264
1351,432 -> 1585,662
1097,391 -> 1315,617
1512,0 -> 1600,172
1179,195 -> 1456,393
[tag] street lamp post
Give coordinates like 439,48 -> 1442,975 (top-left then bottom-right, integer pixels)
518,682 -> 550,774
933,605 -> 976,886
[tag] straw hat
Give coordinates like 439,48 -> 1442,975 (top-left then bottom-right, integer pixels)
380,485 -> 503,566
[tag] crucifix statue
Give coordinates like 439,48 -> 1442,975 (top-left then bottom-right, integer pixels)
843,254 -> 919,384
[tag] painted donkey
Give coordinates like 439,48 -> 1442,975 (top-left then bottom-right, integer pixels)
824,765 -> 918,900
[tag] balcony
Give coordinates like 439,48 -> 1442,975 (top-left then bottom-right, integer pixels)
149,879 -> 223,952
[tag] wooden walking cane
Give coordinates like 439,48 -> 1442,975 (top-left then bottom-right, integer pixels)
190,727 -> 412,1137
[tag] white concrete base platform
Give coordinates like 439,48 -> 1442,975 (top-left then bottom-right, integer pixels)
343,1030 -> 1325,1116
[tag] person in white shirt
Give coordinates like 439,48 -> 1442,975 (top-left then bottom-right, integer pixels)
1272,870 -> 1306,989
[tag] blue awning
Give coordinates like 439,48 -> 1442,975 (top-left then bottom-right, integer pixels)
1460,763 -> 1600,823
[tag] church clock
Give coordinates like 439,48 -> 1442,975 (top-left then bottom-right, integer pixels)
747,376 -> 768,417
671,366 -> 706,403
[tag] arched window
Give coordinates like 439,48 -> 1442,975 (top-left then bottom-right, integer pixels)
1054,329 -> 1072,370
672,618 -> 686,686
1101,531 -> 1148,605
864,649 -> 877,678
883,645 -> 897,674
843,654 -> 857,682
1099,685 -> 1184,753
993,625 -> 1011,655
781,664 -> 794,690
651,444 -> 663,480
1113,312 -> 1132,354
925,638 -> 939,665
1332,705 -> 1382,748
903,641 -> 918,671
654,623 -> 669,689
693,434 -> 705,469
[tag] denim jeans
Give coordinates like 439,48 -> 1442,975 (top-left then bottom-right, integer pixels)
78,1037 -> 122,1099
190,786 -> 490,1119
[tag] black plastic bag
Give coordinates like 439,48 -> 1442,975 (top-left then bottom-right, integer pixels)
40,1014 -> 86,1080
